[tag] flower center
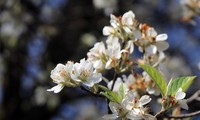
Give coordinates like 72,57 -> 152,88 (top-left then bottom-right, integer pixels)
79,69 -> 91,81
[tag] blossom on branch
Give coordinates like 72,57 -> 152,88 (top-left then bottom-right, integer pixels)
103,91 -> 155,120
47,62 -> 80,93
175,88 -> 188,110
71,58 -> 102,87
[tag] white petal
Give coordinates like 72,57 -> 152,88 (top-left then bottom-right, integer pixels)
93,60 -> 104,70
50,63 -> 66,82
147,28 -> 157,37
154,41 -> 169,51
127,109 -> 143,120
145,45 -> 157,55
84,73 -> 102,87
47,84 -> 64,93
146,87 -> 156,95
122,91 -> 137,109
106,36 -> 119,47
125,74 -> 136,85
110,14 -> 119,28
65,61 -> 74,71
175,88 -> 186,100
138,47 -> 143,52
125,41 -> 134,53
109,102 -> 121,114
139,95 -> 151,106
157,51 -> 165,62
156,34 -> 168,41
122,11 -> 135,26
105,59 -> 112,69
102,114 -> 119,120
179,99 -> 189,110
125,103 -> 133,111
103,26 -> 114,36
133,30 -> 142,40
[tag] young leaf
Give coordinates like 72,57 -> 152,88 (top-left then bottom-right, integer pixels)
99,85 -> 121,102
99,85 -> 111,92
118,83 -> 125,101
167,76 -> 196,96
140,64 -> 167,96
100,92 -> 116,102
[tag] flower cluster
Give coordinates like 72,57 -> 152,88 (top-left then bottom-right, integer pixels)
162,88 -> 188,110
48,10 -> 195,120
102,11 -> 169,67
108,73 -> 160,96
103,91 -> 154,120
87,37 -> 129,72
48,59 -> 102,93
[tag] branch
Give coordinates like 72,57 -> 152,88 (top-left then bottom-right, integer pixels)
107,72 -> 118,114
154,109 -> 166,119
80,85 -> 103,98
111,72 -> 118,91
155,90 -> 200,119
165,110 -> 200,119
162,90 -> 200,119
187,89 -> 200,104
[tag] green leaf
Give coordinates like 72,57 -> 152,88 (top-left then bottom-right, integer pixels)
140,64 -> 167,96
100,92 -> 115,102
118,83 -> 125,101
99,85 -> 121,102
167,76 -> 196,96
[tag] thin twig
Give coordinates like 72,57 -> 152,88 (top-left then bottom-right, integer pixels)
109,72 -> 118,113
80,85 -> 103,98
154,109 -> 166,119
111,72 -> 118,91
155,90 -> 200,119
187,89 -> 200,104
165,110 -> 200,119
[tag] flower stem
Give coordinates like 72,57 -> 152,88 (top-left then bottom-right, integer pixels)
111,72 -> 118,91
80,85 -> 103,98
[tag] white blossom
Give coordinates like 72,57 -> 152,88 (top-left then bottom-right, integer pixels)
105,37 -> 121,69
110,14 -> 120,29
71,58 -> 102,87
175,88 -> 188,110
103,91 -> 155,120
122,11 -> 135,26
138,24 -> 169,56
87,42 -> 106,71
103,102 -> 123,119
123,93 -> 154,120
145,28 -> 169,53
103,26 -> 115,36
121,41 -> 134,60
47,84 -> 64,93
47,62 -> 78,93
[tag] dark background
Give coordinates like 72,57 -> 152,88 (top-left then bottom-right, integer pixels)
0,0 -> 200,120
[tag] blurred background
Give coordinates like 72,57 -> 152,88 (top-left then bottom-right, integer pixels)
0,0 -> 200,120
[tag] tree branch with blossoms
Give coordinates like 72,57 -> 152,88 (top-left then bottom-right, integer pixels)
47,10 -> 200,120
